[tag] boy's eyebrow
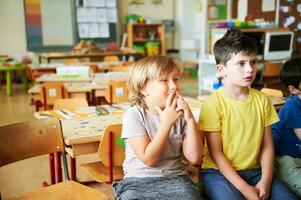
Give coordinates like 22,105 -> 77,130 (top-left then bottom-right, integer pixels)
234,58 -> 257,65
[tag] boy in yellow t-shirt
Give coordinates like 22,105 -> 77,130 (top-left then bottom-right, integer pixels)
199,28 -> 297,200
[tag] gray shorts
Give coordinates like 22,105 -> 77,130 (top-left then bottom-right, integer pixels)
113,175 -> 202,200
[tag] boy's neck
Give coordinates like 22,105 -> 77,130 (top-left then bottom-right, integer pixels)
222,83 -> 250,101
144,105 -> 160,115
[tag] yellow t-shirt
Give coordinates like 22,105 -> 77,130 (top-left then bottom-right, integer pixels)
199,87 -> 279,170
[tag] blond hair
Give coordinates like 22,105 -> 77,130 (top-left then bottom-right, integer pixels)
127,55 -> 183,107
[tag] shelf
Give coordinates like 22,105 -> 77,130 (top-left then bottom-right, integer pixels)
127,23 -> 165,56
133,39 -> 160,42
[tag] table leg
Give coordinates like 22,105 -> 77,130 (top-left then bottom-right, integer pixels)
22,69 -> 28,90
5,71 -> 12,96
70,157 -> 76,181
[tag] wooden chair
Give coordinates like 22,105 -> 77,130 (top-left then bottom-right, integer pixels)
103,55 -> 119,62
36,82 -> 65,111
257,62 -> 282,87
0,118 -> 109,200
81,124 -> 125,184
261,88 -> 284,97
104,80 -> 128,105
53,98 -> 89,110
109,65 -> 130,72
53,98 -> 89,181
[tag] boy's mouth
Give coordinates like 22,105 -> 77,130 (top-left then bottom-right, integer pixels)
243,76 -> 253,81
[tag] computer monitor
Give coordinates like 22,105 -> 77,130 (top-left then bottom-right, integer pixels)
264,31 -> 294,61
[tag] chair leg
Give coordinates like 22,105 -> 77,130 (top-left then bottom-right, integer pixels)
49,153 -> 56,185
61,152 -> 70,180
55,152 -> 62,183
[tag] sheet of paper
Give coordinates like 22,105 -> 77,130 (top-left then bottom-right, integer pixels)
78,23 -> 89,38
106,0 -> 116,8
89,23 -> 101,38
95,0 -> 105,7
107,8 -> 117,23
87,8 -> 97,22
77,7 -> 88,22
262,0 -> 275,12
99,23 -> 110,38
96,8 -> 107,22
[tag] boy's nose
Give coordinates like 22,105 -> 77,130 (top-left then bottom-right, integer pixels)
169,81 -> 178,90
245,63 -> 253,73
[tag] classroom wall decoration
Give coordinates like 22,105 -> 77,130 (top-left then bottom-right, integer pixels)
279,0 -> 301,55
24,0 -> 43,47
75,0 -> 118,41
24,0 -> 119,52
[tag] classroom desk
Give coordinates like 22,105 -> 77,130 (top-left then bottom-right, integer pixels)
28,61 -> 131,79
35,74 -> 92,83
39,51 -> 143,63
0,64 -> 28,96
8,180 -> 109,200
35,105 -> 127,181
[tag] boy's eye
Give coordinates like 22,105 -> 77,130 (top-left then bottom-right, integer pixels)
160,79 -> 168,82
251,60 -> 257,65
239,62 -> 245,66
173,78 -> 179,82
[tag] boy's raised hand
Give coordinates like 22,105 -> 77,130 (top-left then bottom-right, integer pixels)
176,93 -> 194,121
155,91 -> 183,126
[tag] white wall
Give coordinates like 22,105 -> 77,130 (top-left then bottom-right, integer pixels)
176,0 -> 200,61
0,0 -> 26,54
120,0 -> 174,21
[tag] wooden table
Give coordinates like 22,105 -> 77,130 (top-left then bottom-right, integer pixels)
0,64 -> 28,96
39,51 -> 142,63
35,74 -> 92,83
8,180 -> 109,200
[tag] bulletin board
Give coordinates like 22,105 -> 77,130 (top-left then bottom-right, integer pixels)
24,0 -> 119,52
279,0 -> 301,56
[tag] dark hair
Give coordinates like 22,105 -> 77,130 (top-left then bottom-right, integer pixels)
213,28 -> 258,65
280,57 -> 301,88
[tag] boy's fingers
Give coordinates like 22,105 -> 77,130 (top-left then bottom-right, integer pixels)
166,91 -> 175,107
171,94 -> 178,108
154,106 -> 162,115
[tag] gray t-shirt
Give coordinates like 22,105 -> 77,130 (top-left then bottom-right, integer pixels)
122,105 -> 187,178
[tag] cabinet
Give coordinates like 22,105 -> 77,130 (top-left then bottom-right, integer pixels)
127,24 -> 165,56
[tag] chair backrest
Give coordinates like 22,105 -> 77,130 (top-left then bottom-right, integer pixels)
53,98 -> 89,110
263,62 -> 282,77
40,82 -> 65,110
261,88 -> 284,97
98,123 -> 125,167
110,65 -> 130,72
104,80 -> 128,104
0,118 -> 64,167
103,55 -> 119,62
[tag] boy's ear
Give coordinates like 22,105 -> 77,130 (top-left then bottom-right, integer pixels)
216,64 -> 226,77
288,85 -> 301,95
